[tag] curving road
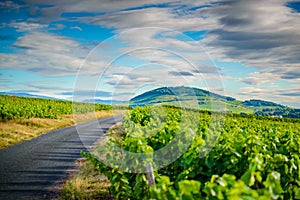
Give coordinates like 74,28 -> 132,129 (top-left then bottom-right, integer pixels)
0,115 -> 123,200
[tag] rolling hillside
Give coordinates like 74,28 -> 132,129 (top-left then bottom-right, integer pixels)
129,86 -> 300,118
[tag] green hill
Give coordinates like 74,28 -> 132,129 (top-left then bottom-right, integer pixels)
129,86 -> 300,118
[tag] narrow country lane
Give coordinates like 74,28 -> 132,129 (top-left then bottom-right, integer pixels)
0,115 -> 123,200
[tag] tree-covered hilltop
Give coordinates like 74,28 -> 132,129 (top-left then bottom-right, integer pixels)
129,86 -> 299,118
242,99 -> 285,107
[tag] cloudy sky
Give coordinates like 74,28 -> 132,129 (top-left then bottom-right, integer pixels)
0,0 -> 300,107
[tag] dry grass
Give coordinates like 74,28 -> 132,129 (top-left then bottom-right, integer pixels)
0,110 -> 127,149
58,157 -> 114,200
103,122 -> 125,145
58,123 -> 125,200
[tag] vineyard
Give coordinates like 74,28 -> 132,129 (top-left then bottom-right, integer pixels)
0,95 -> 112,121
82,106 -> 300,199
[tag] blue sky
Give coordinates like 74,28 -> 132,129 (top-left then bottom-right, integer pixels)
0,0 -> 300,108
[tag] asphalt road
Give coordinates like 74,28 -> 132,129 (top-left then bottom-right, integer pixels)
0,115 -> 123,200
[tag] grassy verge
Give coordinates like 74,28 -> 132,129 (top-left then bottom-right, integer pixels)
59,123 -> 124,200
58,159 -> 113,200
0,110 -> 127,149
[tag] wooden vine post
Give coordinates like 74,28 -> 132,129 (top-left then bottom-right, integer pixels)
146,163 -> 155,187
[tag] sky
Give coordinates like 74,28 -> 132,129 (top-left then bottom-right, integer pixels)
0,0 -> 300,108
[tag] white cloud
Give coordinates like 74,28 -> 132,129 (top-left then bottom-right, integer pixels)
48,23 -> 66,30
21,0 -> 300,82
9,22 -> 47,32
239,72 -> 281,85
0,1 -> 20,10
0,32 -> 109,76
238,86 -> 300,108
71,26 -> 82,31
80,7 -> 215,32
203,0 -> 300,82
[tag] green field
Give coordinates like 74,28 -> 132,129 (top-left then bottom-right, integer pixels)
0,95 -> 112,121
0,95 -> 126,149
1,95 -> 299,199
82,106 -> 300,199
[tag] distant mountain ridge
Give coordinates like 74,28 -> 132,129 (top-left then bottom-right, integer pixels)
0,92 -> 58,100
129,86 -> 299,118
0,92 -> 126,105
242,99 -> 285,108
83,99 -> 126,105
